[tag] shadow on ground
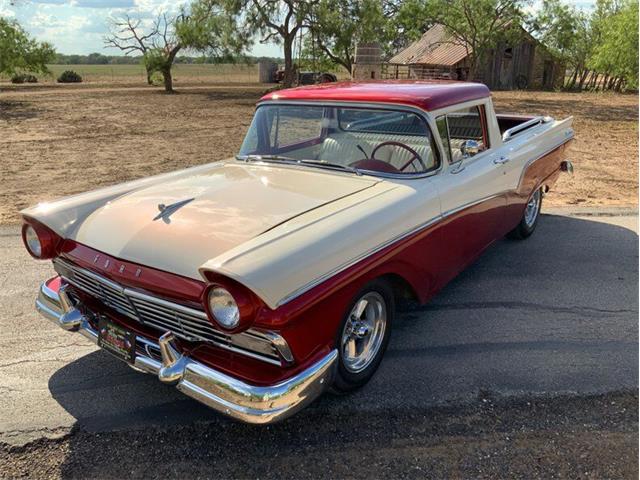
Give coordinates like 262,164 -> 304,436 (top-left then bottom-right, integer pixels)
0,100 -> 41,121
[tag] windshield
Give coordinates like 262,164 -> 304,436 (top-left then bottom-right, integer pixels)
239,104 -> 439,175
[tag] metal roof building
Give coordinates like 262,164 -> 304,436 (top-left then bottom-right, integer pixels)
387,24 -> 564,90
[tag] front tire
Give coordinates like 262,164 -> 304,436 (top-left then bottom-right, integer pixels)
507,188 -> 542,240
331,279 -> 394,394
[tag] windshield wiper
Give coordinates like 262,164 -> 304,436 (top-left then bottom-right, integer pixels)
297,159 -> 362,176
235,154 -> 299,163
236,154 -> 362,176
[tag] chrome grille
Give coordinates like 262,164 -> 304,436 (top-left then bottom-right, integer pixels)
53,258 -> 282,365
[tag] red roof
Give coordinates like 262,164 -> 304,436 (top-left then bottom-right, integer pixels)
260,80 -> 490,112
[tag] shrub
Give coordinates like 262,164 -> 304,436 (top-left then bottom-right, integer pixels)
149,71 -> 164,86
57,70 -> 82,83
11,73 -> 38,84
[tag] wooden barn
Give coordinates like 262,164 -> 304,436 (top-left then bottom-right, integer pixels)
386,24 -> 565,90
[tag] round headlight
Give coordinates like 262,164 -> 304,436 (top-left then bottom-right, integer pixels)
208,287 -> 240,329
24,224 -> 42,258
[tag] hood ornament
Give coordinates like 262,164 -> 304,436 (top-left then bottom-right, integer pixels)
153,198 -> 194,223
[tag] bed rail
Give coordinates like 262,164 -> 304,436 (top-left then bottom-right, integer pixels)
502,116 -> 553,142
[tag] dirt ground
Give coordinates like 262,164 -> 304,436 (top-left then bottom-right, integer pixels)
0,84 -> 637,224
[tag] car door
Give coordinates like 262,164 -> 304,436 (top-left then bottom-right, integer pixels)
430,102 -> 508,269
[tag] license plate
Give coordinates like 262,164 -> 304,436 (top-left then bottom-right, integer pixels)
97,316 -> 136,364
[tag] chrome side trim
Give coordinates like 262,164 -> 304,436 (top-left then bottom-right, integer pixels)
276,214 -> 443,307
35,281 -> 336,424
515,137 -> 574,190
259,330 -> 295,364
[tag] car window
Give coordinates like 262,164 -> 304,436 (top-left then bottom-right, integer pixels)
444,105 -> 488,162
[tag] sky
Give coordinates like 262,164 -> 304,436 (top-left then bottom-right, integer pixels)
0,0 -> 281,56
1,0 -> 596,57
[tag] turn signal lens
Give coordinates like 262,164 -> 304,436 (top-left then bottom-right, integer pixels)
24,224 -> 43,258
208,287 -> 240,329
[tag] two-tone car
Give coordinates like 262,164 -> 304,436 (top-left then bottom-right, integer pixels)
22,81 -> 574,423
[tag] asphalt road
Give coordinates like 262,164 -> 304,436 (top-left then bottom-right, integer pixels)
0,210 -> 637,448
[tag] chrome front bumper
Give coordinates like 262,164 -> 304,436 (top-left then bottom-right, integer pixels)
36,280 -> 337,424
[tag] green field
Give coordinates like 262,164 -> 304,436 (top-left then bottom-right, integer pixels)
1,63 -> 259,84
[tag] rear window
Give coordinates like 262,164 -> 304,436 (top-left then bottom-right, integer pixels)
338,109 -> 429,136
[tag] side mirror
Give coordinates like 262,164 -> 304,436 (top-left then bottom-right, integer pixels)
460,139 -> 480,158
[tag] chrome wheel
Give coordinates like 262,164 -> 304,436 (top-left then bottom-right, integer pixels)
524,189 -> 541,228
341,292 -> 387,374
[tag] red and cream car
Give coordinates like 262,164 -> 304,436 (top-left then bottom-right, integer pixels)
22,81 -> 574,424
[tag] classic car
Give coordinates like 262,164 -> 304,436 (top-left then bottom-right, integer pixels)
22,81 -> 574,424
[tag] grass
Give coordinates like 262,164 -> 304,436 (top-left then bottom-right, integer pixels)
0,63 -> 260,84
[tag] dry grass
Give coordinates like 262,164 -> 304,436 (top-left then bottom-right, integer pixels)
0,85 -> 637,224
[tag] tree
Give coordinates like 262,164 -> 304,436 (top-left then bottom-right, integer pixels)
532,0 -> 593,89
0,18 -> 55,78
308,0 -> 388,74
105,1 -> 246,93
234,0 -> 319,87
105,14 -> 179,88
533,0 -> 638,91
396,0 -> 526,79
589,0 -> 638,90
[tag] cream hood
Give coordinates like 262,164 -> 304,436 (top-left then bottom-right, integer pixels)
22,162 -> 380,280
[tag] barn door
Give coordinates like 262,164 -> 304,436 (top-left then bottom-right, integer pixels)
500,47 -> 513,88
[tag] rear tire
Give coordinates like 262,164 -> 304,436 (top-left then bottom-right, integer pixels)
331,279 -> 394,394
507,188 -> 542,240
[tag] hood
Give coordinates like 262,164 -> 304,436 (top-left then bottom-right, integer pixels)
72,162 -> 378,279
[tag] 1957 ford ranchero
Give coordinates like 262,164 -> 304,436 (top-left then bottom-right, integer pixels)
22,81 -> 574,424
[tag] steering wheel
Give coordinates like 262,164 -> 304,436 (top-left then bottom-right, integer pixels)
350,141 -> 427,173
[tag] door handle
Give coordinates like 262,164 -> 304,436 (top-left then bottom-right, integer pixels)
493,156 -> 510,165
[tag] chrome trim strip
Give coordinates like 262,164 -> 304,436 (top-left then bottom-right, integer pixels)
516,137 -> 574,190
259,331 -> 295,364
276,214 -> 443,307
35,281 -> 335,424
440,192 -> 506,219
124,288 -> 208,320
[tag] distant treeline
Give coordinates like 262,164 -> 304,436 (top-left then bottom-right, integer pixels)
52,52 -> 283,65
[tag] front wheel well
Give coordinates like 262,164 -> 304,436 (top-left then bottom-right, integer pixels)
378,273 -> 419,311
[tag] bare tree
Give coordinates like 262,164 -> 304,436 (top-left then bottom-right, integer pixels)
105,13 -> 181,91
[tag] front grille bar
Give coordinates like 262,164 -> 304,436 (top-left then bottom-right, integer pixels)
53,258 -> 287,366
